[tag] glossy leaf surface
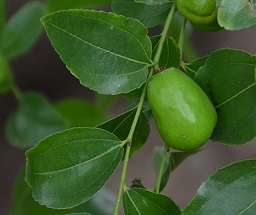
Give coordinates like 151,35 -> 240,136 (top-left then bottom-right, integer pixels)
98,109 -> 150,157
26,127 -> 123,209
194,49 -> 256,145
123,188 -> 181,215
218,0 -> 256,30
47,0 -> 111,13
10,168 -> 116,215
152,147 -> 200,191
112,0 -> 172,28
0,1 -> 45,59
151,35 -> 180,69
54,98 -> 108,128
5,91 -> 66,149
182,160 -> 256,214
42,10 -> 152,95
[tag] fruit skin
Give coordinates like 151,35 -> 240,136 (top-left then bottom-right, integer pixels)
147,68 -> 217,151
176,0 -> 222,32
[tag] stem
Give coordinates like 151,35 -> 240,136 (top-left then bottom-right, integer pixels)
155,144 -> 169,193
11,84 -> 22,101
153,2 -> 176,70
113,3 -> 177,214
178,18 -> 187,60
113,69 -> 154,215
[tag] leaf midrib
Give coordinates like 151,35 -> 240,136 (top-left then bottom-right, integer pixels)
29,141 -> 121,175
43,17 -> 151,65
185,169 -> 256,215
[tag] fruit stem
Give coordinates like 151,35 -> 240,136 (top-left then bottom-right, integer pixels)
153,2 -> 176,71
113,3 -> 177,214
113,68 -> 154,215
178,17 -> 187,60
155,144 -> 169,193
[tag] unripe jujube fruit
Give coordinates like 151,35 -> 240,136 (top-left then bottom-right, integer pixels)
147,68 -> 217,151
176,0 -> 222,32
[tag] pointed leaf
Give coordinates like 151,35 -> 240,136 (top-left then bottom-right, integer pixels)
98,109 -> 150,157
47,0 -> 111,13
194,49 -> 256,145
152,147 -> 200,192
134,0 -> 170,5
218,0 -> 256,30
151,35 -> 180,69
5,91 -> 66,149
0,1 -> 45,59
123,188 -> 181,215
41,10 -> 152,95
112,0 -> 172,28
54,98 -> 108,128
26,127 -> 123,209
182,160 -> 256,215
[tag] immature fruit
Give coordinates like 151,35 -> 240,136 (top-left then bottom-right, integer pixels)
176,0 -> 222,32
147,68 -> 217,151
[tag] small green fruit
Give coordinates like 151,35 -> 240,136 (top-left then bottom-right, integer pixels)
176,0 -> 222,32
147,68 -> 217,151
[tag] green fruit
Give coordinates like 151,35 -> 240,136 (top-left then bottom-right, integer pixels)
176,0 -> 222,32
147,68 -> 217,151
0,55 -> 13,93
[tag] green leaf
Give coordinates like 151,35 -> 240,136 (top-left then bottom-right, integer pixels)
9,168 -> 115,215
0,1 -> 45,60
9,168 -> 68,215
25,127 -> 123,209
0,0 -> 5,32
184,56 -> 209,79
134,0 -> 170,5
54,98 -> 108,128
72,188 -> 116,215
47,0 -> 111,13
152,147 -> 200,192
41,10 -> 152,95
98,109 -> 150,157
182,160 -> 256,215
123,187 -> 181,215
151,35 -> 181,69
218,0 -> 256,30
112,0 -> 172,28
0,54 -> 12,93
5,91 -> 66,149
194,48 -> 256,145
